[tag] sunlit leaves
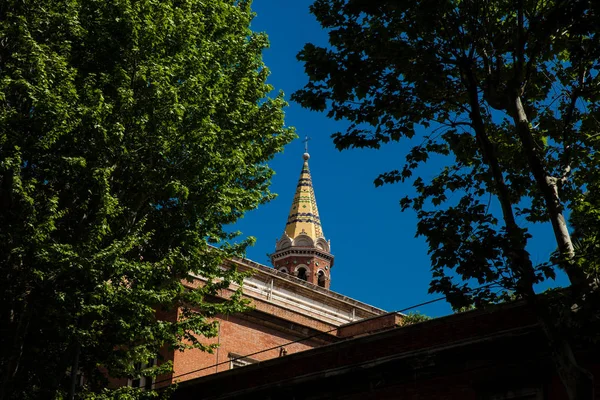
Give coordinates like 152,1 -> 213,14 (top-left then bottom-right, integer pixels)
0,0 -> 293,397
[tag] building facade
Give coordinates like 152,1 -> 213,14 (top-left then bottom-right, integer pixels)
170,301 -> 600,400
158,151 -> 600,399
114,150 -> 399,390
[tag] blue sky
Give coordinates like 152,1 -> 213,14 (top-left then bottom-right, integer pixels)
231,0 -> 569,317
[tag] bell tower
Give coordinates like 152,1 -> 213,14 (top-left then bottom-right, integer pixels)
271,147 -> 334,289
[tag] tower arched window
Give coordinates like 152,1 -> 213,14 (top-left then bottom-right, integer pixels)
297,267 -> 308,281
317,270 -> 326,288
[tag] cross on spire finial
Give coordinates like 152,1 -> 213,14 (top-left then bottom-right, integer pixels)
303,136 -> 311,153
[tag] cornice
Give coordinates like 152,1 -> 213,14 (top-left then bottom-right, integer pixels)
271,247 -> 335,263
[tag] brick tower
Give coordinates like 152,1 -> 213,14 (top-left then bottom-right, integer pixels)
271,150 -> 334,289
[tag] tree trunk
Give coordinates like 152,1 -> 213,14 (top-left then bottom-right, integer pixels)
464,64 -> 594,399
510,95 -> 594,400
0,300 -> 30,400
532,297 -> 595,400
511,96 -> 588,291
68,341 -> 81,400
463,68 -> 534,286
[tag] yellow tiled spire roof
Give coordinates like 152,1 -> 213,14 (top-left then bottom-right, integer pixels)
284,152 -> 324,240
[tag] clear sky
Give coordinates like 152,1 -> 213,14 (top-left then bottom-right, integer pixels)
231,0 -> 570,317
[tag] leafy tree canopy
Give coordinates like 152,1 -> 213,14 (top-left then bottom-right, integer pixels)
399,311 -> 431,326
0,0 -> 294,397
293,0 -> 600,306
293,1 -> 600,397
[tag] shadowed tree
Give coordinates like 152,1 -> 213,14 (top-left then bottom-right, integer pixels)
0,0 -> 294,398
293,0 -> 600,398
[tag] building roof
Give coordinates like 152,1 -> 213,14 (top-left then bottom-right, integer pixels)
283,153 -> 325,242
190,255 -> 387,327
170,301 -> 576,400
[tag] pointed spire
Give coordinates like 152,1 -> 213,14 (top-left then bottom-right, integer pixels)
272,147 -> 334,289
284,152 -> 324,241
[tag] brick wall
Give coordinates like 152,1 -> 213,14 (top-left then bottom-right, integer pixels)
107,263 -> 387,390
337,312 -> 403,338
170,312 -> 324,383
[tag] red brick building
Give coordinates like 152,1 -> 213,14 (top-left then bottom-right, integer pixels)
116,150 -> 401,390
170,301 -> 600,400
112,149 -> 599,399
148,255 -> 392,387
117,151 -> 598,399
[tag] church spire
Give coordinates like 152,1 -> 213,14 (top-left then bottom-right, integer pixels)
271,144 -> 334,289
284,152 -> 324,241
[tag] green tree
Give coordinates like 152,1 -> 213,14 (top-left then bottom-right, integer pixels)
399,311 -> 431,326
293,0 -> 599,398
0,0 -> 294,398
569,181 -> 600,277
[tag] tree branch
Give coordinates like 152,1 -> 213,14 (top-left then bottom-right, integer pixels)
461,61 -> 535,291
560,64 -> 586,183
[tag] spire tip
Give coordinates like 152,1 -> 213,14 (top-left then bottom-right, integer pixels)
302,135 -> 312,157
